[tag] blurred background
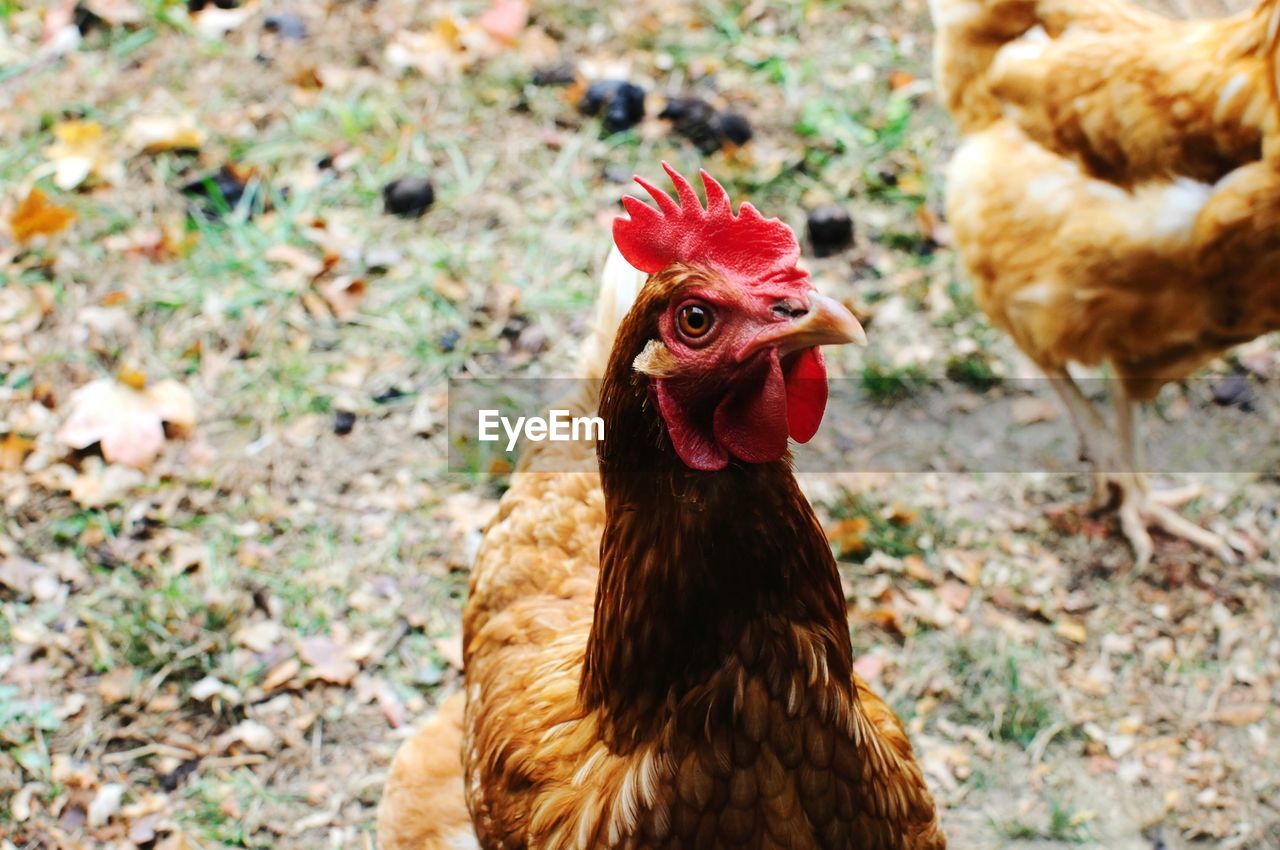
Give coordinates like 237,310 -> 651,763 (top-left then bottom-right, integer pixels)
0,0 -> 1276,847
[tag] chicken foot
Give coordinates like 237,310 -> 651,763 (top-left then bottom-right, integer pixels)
1043,366 -> 1239,567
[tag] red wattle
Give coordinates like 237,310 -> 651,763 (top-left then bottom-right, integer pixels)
654,380 -> 729,471
712,351 -> 790,464
783,348 -> 829,443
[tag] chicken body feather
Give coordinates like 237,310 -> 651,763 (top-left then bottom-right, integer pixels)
379,240 -> 944,848
936,0 -> 1280,394
933,0 -> 1280,562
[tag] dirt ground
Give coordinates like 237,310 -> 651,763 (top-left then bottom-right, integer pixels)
1,1 -> 1277,848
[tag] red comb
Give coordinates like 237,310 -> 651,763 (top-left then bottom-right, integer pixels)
612,162 -> 806,287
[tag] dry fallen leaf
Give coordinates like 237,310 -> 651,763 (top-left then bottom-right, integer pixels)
69,462 -> 146,507
87,783 -> 125,828
57,377 -> 197,469
193,5 -> 251,38
1054,616 -> 1088,644
10,188 -> 76,243
96,668 -> 135,704
217,719 -> 276,754
1215,704 -> 1266,726
10,783 -> 42,822
44,121 -> 120,190
827,517 -> 871,559
297,635 -> 359,685
385,13 -> 501,78
0,432 -> 37,471
889,70 -> 916,90
315,276 -> 367,321
124,114 -> 205,154
0,557 -> 43,597
1011,396 -> 1062,426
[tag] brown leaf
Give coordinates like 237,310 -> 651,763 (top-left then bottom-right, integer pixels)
938,580 -> 971,612
1054,616 -> 1088,644
1215,704 -> 1265,726
827,517 -> 870,559
124,115 -> 204,154
297,635 -> 358,685
216,720 -> 275,754
1010,396 -> 1061,426
57,377 -> 197,469
260,657 -> 302,692
315,276 -> 366,321
10,783 -> 42,822
87,783 -> 125,828
857,607 -> 904,636
44,120 -> 120,189
903,555 -> 935,584
10,188 -> 76,243
888,70 -> 916,90
96,668 -> 136,704
0,557 -> 42,596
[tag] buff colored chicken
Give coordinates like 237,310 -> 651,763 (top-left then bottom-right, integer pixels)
932,0 -> 1280,565
377,165 -> 945,849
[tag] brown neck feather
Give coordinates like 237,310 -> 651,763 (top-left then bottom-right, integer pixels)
579,275 -> 852,749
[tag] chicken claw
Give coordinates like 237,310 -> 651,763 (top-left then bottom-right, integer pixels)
1098,473 -> 1240,567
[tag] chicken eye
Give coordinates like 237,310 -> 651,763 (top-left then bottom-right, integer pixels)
677,304 -> 714,339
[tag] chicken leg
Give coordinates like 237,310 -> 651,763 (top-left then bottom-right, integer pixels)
1044,366 -> 1238,567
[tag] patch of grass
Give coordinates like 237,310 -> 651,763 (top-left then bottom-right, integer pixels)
0,685 -> 60,745
827,492 -> 944,562
994,799 -> 1095,843
50,508 -> 120,552
859,359 -> 930,403
945,352 -> 1001,391
182,774 -> 266,848
83,573 -> 235,680
947,640 -> 1068,749
938,278 -> 981,327
0,684 -> 60,779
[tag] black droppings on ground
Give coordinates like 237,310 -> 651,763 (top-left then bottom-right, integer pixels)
181,165 -> 254,219
660,97 -> 752,154
382,176 -> 435,218
660,96 -> 721,154
1211,373 -> 1256,412
807,204 -> 855,257
333,410 -> 357,436
373,387 -> 410,405
532,62 -> 577,86
187,0 -> 240,11
579,80 -> 646,134
714,111 -> 753,147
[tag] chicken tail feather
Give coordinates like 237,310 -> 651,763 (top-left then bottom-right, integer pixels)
577,245 -> 647,380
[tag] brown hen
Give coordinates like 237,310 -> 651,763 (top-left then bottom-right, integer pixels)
378,166 -> 945,849
933,0 -> 1280,565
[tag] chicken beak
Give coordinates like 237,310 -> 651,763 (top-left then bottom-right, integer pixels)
738,292 -> 867,362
